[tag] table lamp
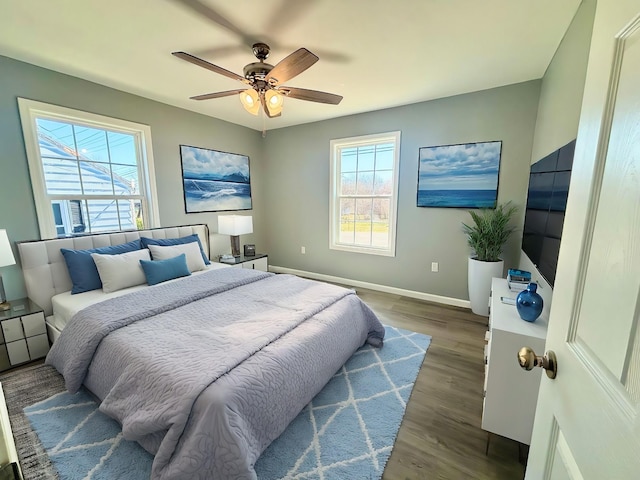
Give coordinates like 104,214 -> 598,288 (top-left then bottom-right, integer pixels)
217,215 -> 253,257
0,229 -> 16,311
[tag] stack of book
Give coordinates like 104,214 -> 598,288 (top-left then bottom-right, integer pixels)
507,268 -> 531,291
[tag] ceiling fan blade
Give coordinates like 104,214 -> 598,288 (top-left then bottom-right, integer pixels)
290,47 -> 350,64
191,45 -> 245,59
172,51 -> 248,84
279,87 -> 343,105
265,0 -> 320,34
265,48 -> 319,84
260,93 -> 281,118
172,0 -> 258,46
190,89 -> 247,101
173,0 -> 349,65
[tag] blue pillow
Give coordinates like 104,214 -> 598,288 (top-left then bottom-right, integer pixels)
140,234 -> 210,265
140,254 -> 191,286
61,239 -> 142,294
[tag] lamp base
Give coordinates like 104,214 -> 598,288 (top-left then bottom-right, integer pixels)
0,274 -> 8,310
230,235 -> 241,257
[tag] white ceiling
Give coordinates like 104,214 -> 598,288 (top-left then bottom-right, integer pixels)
0,0 -> 581,132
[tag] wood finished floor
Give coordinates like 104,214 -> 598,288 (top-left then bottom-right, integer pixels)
353,287 -> 526,480
12,284 -> 525,479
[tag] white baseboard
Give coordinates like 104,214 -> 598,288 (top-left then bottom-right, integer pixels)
269,265 -> 471,309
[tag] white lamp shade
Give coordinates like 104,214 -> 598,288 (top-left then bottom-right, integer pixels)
0,230 -> 16,268
217,216 -> 253,236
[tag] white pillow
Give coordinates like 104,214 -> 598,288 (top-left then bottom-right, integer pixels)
91,249 -> 151,293
147,242 -> 206,273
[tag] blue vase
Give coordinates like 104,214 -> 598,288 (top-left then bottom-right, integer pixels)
516,283 -> 544,322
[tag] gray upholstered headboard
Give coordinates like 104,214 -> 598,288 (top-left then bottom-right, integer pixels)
17,224 -> 209,316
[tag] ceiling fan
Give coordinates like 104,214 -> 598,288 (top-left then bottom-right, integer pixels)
172,42 -> 343,118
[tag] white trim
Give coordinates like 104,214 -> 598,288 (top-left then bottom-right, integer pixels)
269,265 -> 471,309
19,99 -> 54,237
555,431 -> 582,480
17,98 -> 160,238
137,121 -> 161,229
329,131 -> 401,257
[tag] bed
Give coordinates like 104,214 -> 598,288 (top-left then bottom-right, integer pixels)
17,225 -> 385,479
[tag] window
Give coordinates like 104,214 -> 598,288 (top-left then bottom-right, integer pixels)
18,98 -> 159,238
330,131 -> 401,256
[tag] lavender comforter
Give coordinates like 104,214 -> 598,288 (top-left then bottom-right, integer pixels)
46,268 -> 385,479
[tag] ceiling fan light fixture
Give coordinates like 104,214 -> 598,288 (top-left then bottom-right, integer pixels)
240,89 -> 260,115
265,90 -> 284,116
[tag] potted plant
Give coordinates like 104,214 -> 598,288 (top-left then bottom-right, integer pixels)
463,202 -> 518,316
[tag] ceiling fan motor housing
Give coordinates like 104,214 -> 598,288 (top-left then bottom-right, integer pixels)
251,42 -> 270,61
243,62 -> 274,83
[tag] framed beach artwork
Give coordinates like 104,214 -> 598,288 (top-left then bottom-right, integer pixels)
417,141 -> 502,208
180,145 -> 252,213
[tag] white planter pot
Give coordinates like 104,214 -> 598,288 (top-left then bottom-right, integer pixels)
468,257 -> 504,316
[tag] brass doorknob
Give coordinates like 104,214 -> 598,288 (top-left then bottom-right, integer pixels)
517,347 -> 557,379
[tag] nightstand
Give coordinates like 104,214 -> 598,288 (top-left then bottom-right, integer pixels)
217,253 -> 268,272
0,298 -> 49,371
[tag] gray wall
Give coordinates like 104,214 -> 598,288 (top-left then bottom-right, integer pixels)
2,20 -> 593,305
0,55 -> 264,300
529,0 -> 597,164
262,81 -> 541,301
519,0 -> 596,305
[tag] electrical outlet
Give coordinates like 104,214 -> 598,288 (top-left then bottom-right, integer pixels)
301,246 -> 306,254
431,262 -> 439,272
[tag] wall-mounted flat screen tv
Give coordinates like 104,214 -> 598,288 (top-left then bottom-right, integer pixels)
521,140 -> 575,287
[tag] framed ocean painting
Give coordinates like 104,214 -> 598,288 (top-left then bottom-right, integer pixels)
180,145 -> 252,213
417,141 -> 502,208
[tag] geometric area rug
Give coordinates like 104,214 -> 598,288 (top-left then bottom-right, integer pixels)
23,325 -> 431,480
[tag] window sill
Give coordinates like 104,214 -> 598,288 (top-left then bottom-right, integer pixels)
330,244 -> 395,257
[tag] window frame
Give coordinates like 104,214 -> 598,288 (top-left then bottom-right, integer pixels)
18,98 -> 160,239
329,131 -> 401,257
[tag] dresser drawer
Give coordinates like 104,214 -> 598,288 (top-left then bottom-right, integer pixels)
6,340 -> 29,365
1,319 -> 24,343
21,312 -> 46,337
242,257 -> 268,272
27,334 -> 49,360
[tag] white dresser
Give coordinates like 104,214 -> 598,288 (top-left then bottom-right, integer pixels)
482,277 -> 548,445
0,383 -> 21,478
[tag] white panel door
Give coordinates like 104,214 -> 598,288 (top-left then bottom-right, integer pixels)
526,2 -> 640,479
